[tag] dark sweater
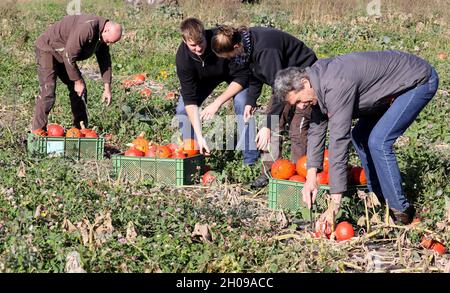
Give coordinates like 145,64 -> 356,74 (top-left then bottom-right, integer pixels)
176,29 -> 249,106
245,27 -> 317,120
306,50 -> 432,194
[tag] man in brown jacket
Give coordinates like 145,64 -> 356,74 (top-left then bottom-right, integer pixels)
31,14 -> 122,133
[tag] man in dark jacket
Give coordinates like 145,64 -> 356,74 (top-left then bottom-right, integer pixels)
212,26 -> 317,187
274,50 -> 439,228
31,14 -> 122,134
175,18 -> 259,165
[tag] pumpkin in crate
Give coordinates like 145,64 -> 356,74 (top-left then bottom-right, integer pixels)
181,138 -> 199,157
155,145 -> 172,158
79,121 -> 98,138
271,159 -> 295,180
132,132 -> 149,153
66,127 -> 82,138
47,124 -> 64,137
125,147 -> 144,157
296,155 -> 308,177
289,174 -> 306,182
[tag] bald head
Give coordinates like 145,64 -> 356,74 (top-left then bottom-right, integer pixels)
102,21 -> 122,45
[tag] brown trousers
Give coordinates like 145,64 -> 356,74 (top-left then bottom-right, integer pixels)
262,104 -> 311,173
32,48 -> 88,131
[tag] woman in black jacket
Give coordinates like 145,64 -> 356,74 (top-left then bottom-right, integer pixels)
212,25 -> 317,187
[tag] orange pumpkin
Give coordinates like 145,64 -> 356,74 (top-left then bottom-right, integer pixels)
84,130 -> 98,138
335,221 -> 355,241
289,174 -> 306,182
165,92 -> 176,100
171,150 -> 187,159
132,132 -> 149,153
66,127 -> 82,138
133,73 -> 146,84
296,155 -> 308,177
47,124 -> 64,137
323,149 -> 329,173
125,147 -> 144,157
155,145 -> 172,158
144,145 -> 157,158
182,138 -> 199,157
32,128 -> 48,137
271,159 -> 296,180
140,88 -> 152,97
316,171 -> 329,185
296,150 -> 329,177
349,166 -> 367,185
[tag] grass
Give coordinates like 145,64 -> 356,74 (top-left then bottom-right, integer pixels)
0,0 -> 449,272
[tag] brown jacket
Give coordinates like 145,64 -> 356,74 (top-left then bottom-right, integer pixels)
36,14 -> 112,84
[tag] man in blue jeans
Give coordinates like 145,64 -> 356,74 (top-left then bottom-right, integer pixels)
273,50 -> 439,228
175,18 -> 259,165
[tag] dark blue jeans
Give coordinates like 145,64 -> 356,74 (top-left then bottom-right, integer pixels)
351,68 -> 439,212
175,88 -> 260,165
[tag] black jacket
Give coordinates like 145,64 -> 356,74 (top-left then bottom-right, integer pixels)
245,27 -> 317,120
176,29 -> 249,106
306,50 -> 433,194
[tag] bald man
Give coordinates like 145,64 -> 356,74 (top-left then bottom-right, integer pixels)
32,14 -> 122,133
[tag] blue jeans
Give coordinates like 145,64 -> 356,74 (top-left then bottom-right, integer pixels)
351,68 -> 439,212
175,88 -> 260,165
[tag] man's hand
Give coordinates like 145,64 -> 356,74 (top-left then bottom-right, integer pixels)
74,79 -> 86,97
243,105 -> 255,123
255,127 -> 271,151
102,83 -> 112,106
302,168 -> 318,209
200,102 -> 220,121
197,136 -> 211,156
315,199 -> 341,234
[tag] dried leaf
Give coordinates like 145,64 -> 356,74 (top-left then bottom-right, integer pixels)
62,218 -> 78,233
17,161 -> 26,178
370,213 -> 382,224
34,204 -> 43,218
76,220 -> 90,246
357,215 -> 367,227
276,210 -> 288,229
93,212 -> 114,246
367,192 -> 381,208
65,251 -> 86,273
191,223 -> 214,243
436,221 -> 446,231
444,260 -> 450,273
126,221 -> 137,243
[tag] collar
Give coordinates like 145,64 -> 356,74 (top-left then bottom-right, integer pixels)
306,66 -> 328,115
98,17 -> 109,43
232,30 -> 252,65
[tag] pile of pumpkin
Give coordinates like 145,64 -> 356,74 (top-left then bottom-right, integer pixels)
33,122 -> 98,138
271,149 -> 367,185
124,132 -> 199,159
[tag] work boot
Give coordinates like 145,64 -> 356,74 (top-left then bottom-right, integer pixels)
390,205 -> 416,225
250,174 -> 269,189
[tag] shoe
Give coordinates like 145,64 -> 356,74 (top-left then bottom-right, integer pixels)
390,205 -> 416,225
250,174 -> 269,189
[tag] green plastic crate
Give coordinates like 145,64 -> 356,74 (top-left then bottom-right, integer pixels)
27,133 -> 104,160
268,178 -> 367,219
112,154 -> 205,186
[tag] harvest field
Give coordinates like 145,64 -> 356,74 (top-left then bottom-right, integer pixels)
0,0 -> 449,273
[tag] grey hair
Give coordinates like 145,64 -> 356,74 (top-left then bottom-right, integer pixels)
274,67 -> 310,102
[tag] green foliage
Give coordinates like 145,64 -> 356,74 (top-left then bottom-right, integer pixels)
0,0 -> 449,272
